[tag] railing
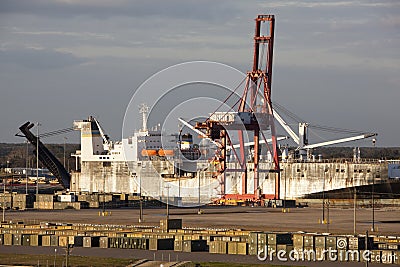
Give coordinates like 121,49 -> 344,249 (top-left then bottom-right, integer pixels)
282,158 -> 393,164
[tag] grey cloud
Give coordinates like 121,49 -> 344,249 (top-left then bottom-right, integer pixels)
0,48 -> 88,69
0,0 -> 239,21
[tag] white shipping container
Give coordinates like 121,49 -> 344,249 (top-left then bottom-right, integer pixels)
58,195 -> 76,202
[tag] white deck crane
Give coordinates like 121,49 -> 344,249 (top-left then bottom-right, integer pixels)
272,108 -> 378,159
93,117 -> 112,151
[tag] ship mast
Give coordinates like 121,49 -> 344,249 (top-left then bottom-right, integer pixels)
139,103 -> 149,132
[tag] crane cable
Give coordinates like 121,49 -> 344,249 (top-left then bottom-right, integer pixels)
272,101 -> 370,135
39,127 -> 74,139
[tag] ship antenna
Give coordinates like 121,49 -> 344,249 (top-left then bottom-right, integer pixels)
139,103 -> 149,132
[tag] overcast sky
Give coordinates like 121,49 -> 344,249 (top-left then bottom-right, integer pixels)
0,0 -> 399,147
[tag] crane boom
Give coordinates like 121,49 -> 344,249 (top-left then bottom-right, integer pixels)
303,133 -> 377,149
273,109 -> 300,145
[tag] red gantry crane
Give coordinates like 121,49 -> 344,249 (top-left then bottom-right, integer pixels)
196,15 -> 281,205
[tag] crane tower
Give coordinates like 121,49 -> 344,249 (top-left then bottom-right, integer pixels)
196,15 -> 281,202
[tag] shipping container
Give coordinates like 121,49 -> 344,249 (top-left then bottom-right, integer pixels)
159,219 -> 182,231
277,244 -> 293,255
174,240 -> 183,252
58,236 -> 68,247
119,237 -> 130,249
73,236 -> 84,247
378,243 -> 388,250
227,241 -> 238,255
388,244 -> 400,250
303,234 -> 314,249
394,251 -> 400,264
248,232 -> 259,256
248,242 -> 258,256
21,234 -> 31,246
50,235 -> 58,246
315,247 -> 325,261
30,235 -> 39,246
183,240 -> 207,252
42,235 -> 51,246
237,242 -> 248,255
326,236 -> 337,249
149,238 -> 174,250
336,236 -> 348,250
338,249 -> 348,262
293,234 -> 303,249
57,194 -> 76,202
83,236 -> 100,247
13,234 -> 22,246
209,241 -> 227,254
381,250 -> 394,264
268,233 -> 292,245
315,236 -> 326,248
371,250 -> 382,263
267,245 -> 277,258
257,233 -> 267,245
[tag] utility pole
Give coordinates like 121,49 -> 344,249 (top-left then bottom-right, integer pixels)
371,138 -> 376,232
2,182 -> 5,222
54,248 -> 57,267
165,185 -> 170,219
327,198 -> 330,232
102,166 -> 106,215
371,168 -> 375,232
139,197 -> 143,223
178,124 -> 182,198
63,137 -> 67,168
2,169 -> 6,222
26,140 -> 29,195
322,167 -> 326,224
139,173 -> 143,223
9,160 -> 13,210
283,166 -> 287,213
65,244 -> 72,267
354,188 -> 357,235
365,230 -> 369,267
198,172 -> 201,214
36,123 -> 40,204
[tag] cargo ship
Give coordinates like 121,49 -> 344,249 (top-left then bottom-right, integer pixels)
68,111 -> 400,206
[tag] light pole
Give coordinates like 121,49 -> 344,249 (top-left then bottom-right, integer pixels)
2,164 -> 6,222
354,188 -> 357,235
139,174 -> 143,223
3,160 -> 10,221
36,123 -> 40,204
322,166 -> 326,224
63,137 -> 67,168
139,197 -> 143,223
178,124 -> 182,198
8,160 -> 12,210
283,166 -> 287,212
198,172 -> 201,214
54,248 -> 57,267
26,140 -> 29,194
371,138 -> 376,232
2,181 -> 5,222
371,169 -> 375,232
165,185 -> 170,219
